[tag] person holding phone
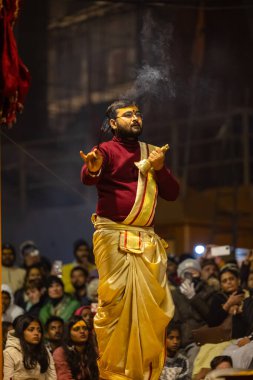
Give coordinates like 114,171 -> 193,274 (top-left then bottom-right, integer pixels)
171,259 -> 217,376
208,264 -> 250,337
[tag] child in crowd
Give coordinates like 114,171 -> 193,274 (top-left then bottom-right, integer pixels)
160,322 -> 190,380
53,315 -> 98,380
210,355 -> 233,370
44,316 -> 64,353
3,314 -> 56,379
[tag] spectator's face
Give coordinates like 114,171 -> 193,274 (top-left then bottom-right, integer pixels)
75,245 -> 90,265
2,248 -> 15,267
71,270 -> 87,289
201,264 -> 218,281
48,282 -> 64,299
2,292 -> 11,313
70,320 -> 89,344
216,361 -> 232,370
81,308 -> 93,329
166,329 -> 181,355
248,273 -> 253,289
27,268 -> 42,282
220,271 -> 239,293
47,321 -> 64,341
167,261 -> 177,275
25,288 -> 41,305
23,321 -> 42,345
24,253 -> 40,268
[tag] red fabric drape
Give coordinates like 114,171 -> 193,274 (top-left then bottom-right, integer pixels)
0,0 -> 31,128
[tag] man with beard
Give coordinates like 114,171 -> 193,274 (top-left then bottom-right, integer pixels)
44,316 -> 64,353
80,99 -> 179,380
2,243 -> 26,293
70,266 -> 90,305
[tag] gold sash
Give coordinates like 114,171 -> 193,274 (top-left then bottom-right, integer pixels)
123,142 -> 158,227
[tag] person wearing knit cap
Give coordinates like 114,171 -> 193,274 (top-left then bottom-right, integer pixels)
177,259 -> 201,279
39,276 -> 80,325
200,258 -> 220,290
171,259 -> 217,376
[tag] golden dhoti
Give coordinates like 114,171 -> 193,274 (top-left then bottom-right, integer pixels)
92,216 -> 174,380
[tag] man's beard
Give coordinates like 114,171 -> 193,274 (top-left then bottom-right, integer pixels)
116,122 -> 142,139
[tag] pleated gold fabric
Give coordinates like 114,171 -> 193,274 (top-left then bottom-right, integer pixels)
92,216 -> 175,380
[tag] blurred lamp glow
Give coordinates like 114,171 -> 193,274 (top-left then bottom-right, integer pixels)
194,245 -> 205,255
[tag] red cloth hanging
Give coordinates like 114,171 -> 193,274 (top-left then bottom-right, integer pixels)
0,0 -> 31,128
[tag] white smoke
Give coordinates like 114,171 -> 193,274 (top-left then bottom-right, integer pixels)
124,11 -> 175,102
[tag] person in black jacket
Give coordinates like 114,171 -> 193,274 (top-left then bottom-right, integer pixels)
208,263 -> 250,339
171,258 -> 217,376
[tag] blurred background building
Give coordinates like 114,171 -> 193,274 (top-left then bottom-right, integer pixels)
1,0 -> 253,261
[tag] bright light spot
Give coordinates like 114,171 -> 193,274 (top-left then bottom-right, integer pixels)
194,245 -> 205,255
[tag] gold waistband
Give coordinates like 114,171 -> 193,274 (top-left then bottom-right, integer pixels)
91,214 -> 155,234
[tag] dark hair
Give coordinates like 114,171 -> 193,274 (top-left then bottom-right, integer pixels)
24,279 -> 44,292
24,263 -> 46,285
210,355 -> 233,370
62,316 -> 98,380
14,314 -> 50,373
219,264 -> 240,280
46,275 -> 64,290
167,321 -> 181,336
71,265 -> 89,278
101,99 -> 138,135
2,243 -> 16,256
2,321 -> 13,349
73,239 -> 89,254
45,316 -> 64,331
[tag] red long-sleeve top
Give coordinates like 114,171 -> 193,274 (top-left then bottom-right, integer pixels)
81,137 -> 179,223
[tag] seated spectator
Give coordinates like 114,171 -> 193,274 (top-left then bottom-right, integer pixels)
62,239 -> 96,293
240,249 -> 253,291
53,315 -> 99,380
210,355 -> 233,370
70,266 -> 90,304
222,332 -> 253,369
2,284 -> 24,323
75,306 -> 95,331
167,256 -> 181,287
246,270 -> 253,296
193,264 -> 251,379
2,242 -> 26,293
200,258 -> 220,291
160,321 -> 190,380
24,279 -> 47,317
208,263 -> 250,338
39,276 -> 80,325
14,263 -> 46,309
74,306 -> 97,352
44,316 -> 64,353
3,314 -> 56,380
2,321 -> 13,350
20,240 -> 51,275
86,278 -> 99,304
171,259 -> 217,376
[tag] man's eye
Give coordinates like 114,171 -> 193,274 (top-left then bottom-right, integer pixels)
123,112 -> 132,117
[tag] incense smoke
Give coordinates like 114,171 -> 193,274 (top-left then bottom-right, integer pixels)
124,11 -> 175,102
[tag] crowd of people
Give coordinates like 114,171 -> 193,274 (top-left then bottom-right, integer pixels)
2,238 -> 253,379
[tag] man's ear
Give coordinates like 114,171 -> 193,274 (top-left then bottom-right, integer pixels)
109,118 -> 117,131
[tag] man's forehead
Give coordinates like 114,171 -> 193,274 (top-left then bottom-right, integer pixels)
116,105 -> 139,114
